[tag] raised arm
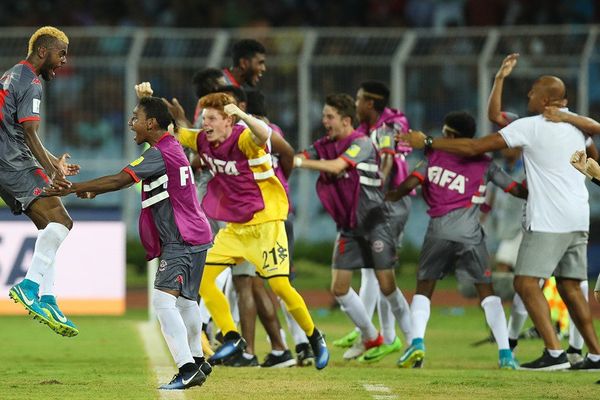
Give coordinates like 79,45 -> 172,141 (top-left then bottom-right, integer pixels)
488,53 -> 519,127
224,103 -> 270,146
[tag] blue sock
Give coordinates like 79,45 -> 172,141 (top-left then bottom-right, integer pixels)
499,349 -> 512,359
411,338 -> 424,347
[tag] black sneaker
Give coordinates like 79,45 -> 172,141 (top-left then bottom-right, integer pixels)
159,364 -> 206,390
566,345 -> 584,365
295,343 -> 314,367
261,350 -> 296,368
569,356 -> 600,371
208,331 -> 247,365
308,328 -> 330,370
194,357 -> 213,377
519,349 -> 570,371
223,352 -> 259,367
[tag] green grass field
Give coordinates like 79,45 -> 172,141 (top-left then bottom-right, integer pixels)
1,306 -> 599,400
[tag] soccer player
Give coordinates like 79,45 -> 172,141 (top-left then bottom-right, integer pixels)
399,75 -> 600,371
488,54 -> 598,364
46,96 -> 213,390
294,93 -> 412,361
222,39 -> 266,89
245,89 -> 315,366
3,26 -> 80,337
333,82 -> 412,363
175,92 -> 329,370
390,111 -> 523,370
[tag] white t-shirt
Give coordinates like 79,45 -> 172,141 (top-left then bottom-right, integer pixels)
499,110 -> 589,233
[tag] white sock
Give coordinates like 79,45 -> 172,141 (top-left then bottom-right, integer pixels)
410,294 -> 431,340
377,291 -> 397,344
481,295 -> 510,351
385,288 -> 412,343
568,280 -> 588,350
40,261 -> 55,297
176,296 -> 204,358
359,269 -> 379,319
153,290 -> 194,368
508,293 -> 528,340
587,353 -> 600,362
222,271 -> 239,325
280,298 -> 308,345
25,223 -> 69,285
336,288 -> 378,341
547,349 -> 564,358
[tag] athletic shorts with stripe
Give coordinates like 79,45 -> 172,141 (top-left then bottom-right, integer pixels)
0,167 -> 50,214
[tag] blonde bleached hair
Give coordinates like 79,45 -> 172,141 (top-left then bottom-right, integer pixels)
28,26 -> 69,56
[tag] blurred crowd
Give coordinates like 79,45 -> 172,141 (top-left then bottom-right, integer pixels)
5,0 -> 600,29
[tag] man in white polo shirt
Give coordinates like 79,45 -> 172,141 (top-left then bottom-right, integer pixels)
400,75 -> 600,371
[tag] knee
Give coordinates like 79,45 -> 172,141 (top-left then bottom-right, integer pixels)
594,291 -> 600,304
269,276 -> 292,298
61,217 -> 73,231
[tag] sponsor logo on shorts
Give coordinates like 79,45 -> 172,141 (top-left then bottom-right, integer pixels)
276,241 -> 288,262
372,240 -> 384,253
484,269 -> 492,277
33,187 -> 42,196
158,260 -> 167,272
176,275 -> 184,284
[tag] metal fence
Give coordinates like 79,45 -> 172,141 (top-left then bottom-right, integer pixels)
2,25 -> 600,243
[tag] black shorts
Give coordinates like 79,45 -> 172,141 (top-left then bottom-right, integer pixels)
0,167 -> 49,214
154,250 -> 207,301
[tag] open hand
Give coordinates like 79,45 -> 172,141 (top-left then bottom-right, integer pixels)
44,181 -> 73,197
495,53 -> 519,79
161,98 -> 186,121
57,153 -> 80,176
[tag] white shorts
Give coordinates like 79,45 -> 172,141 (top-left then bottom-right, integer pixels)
495,231 -> 523,267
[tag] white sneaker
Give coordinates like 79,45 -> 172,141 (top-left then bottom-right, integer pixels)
343,339 -> 366,360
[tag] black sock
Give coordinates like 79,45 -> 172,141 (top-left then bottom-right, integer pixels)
179,362 -> 198,374
223,331 -> 242,341
194,356 -> 206,365
509,338 -> 518,351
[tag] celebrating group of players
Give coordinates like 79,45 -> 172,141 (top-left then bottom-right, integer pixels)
3,26 -> 600,391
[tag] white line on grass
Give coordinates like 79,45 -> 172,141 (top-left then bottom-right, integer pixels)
362,383 -> 398,400
137,321 -> 185,400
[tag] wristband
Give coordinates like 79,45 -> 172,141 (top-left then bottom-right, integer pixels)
424,136 -> 433,150
294,156 -> 303,168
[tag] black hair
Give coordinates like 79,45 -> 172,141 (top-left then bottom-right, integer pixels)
359,81 -> 390,112
218,85 -> 247,104
444,111 -> 477,139
325,93 -> 356,126
191,68 -> 224,99
138,96 -> 172,130
245,90 -> 267,117
232,39 -> 266,67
